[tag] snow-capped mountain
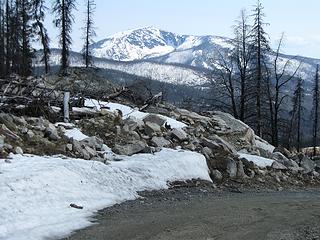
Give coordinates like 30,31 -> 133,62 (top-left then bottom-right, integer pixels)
89,26 -> 320,81
90,26 -> 186,61
35,27 -> 320,88
89,26 -> 233,68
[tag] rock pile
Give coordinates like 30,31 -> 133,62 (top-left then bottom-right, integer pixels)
1,100 -> 319,186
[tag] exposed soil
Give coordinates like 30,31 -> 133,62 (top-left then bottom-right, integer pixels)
61,182 -> 320,240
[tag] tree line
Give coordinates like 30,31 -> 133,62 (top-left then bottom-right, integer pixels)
0,0 -> 95,77
208,0 -> 319,154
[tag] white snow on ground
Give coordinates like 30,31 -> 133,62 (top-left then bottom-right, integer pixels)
238,153 -> 275,168
54,122 -> 75,129
0,149 -> 210,240
255,135 -> 275,153
84,99 -> 187,128
64,128 -> 89,141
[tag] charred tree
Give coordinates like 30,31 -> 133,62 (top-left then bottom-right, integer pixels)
250,0 -> 270,137
82,0 -> 95,68
53,0 -> 76,72
32,0 -> 50,74
312,65 -> 320,156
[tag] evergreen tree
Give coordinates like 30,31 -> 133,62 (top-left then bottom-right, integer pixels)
312,65 -> 320,156
32,0 -> 50,74
250,0 -> 270,137
82,0 -> 95,68
52,0 -> 76,72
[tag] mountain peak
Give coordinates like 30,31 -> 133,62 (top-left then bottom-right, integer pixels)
89,27 -> 237,64
90,26 -> 186,61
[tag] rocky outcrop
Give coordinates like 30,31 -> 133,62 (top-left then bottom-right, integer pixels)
143,114 -> 166,127
112,141 -> 147,156
150,136 -> 171,148
170,128 -> 188,141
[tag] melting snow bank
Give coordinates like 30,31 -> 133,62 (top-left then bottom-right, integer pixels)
0,149 -> 210,240
238,153 -> 275,168
84,99 -> 187,129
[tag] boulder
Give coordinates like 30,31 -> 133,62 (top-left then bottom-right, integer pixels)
272,152 -> 289,164
300,156 -> 316,174
210,111 -> 255,150
112,141 -> 147,156
14,146 -> 23,155
271,161 -> 287,170
45,124 -> 60,141
21,127 -> 28,134
240,157 -> 257,170
27,117 -> 48,131
143,114 -> 166,126
12,115 -> 27,127
211,169 -> 223,181
71,139 -> 97,160
72,139 -> 84,154
144,122 -> 161,136
80,136 -> 104,151
226,158 -> 237,178
184,143 -> 196,151
0,113 -> 17,131
236,160 -> 247,178
0,135 -> 4,146
125,131 -> 141,141
0,124 -> 21,141
273,147 -> 292,158
151,136 -> 171,148
26,130 -> 35,140
84,145 -> 97,159
170,128 -> 188,141
123,117 -> 144,132
201,135 -> 237,155
201,147 -> 213,159
66,144 -> 73,152
284,158 -> 299,169
312,171 -> 320,177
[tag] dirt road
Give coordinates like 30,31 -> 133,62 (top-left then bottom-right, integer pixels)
63,187 -> 320,240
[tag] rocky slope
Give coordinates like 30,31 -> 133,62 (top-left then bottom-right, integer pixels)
1,73 -> 319,187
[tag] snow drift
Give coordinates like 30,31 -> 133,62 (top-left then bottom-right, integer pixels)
0,149 -> 210,240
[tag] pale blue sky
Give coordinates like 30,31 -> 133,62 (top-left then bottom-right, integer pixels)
44,0 -> 320,58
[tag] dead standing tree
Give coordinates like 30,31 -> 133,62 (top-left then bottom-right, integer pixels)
267,33 -> 301,146
207,47 -> 239,118
312,65 -> 320,156
233,9 -> 252,122
250,0 -> 271,137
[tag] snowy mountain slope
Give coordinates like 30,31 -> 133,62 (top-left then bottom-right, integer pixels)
90,26 -> 186,61
35,27 -> 320,88
89,26 -> 234,68
88,26 -> 320,82
34,49 -> 209,86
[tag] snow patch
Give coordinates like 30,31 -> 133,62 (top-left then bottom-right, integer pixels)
0,149 -> 210,240
238,153 -> 275,168
84,99 -> 187,129
64,128 -> 89,141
